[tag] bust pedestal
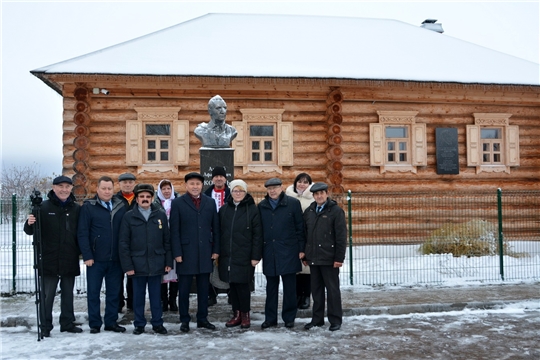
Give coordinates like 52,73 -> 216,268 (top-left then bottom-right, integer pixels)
200,148 -> 234,191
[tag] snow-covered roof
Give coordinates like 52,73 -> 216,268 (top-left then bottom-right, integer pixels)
32,13 -> 539,86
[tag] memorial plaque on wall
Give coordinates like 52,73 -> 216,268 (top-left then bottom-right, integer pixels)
200,148 -> 234,191
436,128 -> 459,175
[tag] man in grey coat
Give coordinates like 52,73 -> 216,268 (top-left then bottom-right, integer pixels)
258,177 -> 305,329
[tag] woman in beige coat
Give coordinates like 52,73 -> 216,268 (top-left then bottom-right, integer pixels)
285,173 -> 314,309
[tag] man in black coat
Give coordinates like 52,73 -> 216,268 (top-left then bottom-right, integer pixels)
119,184 -> 172,335
204,166 -> 230,305
302,183 -> 347,332
24,175 -> 82,337
170,172 -> 220,332
258,177 -> 305,329
115,172 -> 137,312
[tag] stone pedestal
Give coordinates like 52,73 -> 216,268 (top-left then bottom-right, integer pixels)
200,148 -> 234,191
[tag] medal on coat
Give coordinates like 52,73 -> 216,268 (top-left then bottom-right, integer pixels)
158,219 -> 162,229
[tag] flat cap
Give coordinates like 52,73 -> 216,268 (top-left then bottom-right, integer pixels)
134,183 -> 155,196
264,178 -> 282,187
310,182 -> 329,193
184,172 -> 204,182
118,173 -> 136,181
53,175 -> 72,185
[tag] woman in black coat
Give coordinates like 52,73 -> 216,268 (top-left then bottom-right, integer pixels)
218,179 -> 263,329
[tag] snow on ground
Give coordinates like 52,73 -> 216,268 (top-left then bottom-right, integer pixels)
1,301 -> 539,359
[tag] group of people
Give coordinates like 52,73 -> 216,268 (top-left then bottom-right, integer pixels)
24,168 -> 347,337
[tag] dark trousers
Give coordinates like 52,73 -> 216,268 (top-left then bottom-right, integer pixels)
119,276 -> 133,310
310,265 -> 342,325
177,273 -> 210,323
229,282 -> 251,313
86,260 -> 122,329
296,273 -> 311,297
132,275 -> 163,328
40,275 -> 76,331
264,273 -> 297,323
161,282 -> 178,305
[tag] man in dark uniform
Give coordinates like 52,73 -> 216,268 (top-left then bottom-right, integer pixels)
302,183 -> 347,332
24,175 -> 83,337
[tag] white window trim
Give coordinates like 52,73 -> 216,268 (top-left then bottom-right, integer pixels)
466,113 -> 519,174
127,107 -> 188,174
233,109 -> 292,174
370,111 -> 426,174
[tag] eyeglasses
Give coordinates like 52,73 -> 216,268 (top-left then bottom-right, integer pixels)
232,190 -> 246,194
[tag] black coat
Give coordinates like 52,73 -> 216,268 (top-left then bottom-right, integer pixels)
24,191 -> 81,277
258,192 -> 305,276
303,198 -> 347,266
119,204 -> 172,277
170,193 -> 220,275
218,193 -> 263,284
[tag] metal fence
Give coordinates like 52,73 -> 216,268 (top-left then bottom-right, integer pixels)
1,190 -> 539,294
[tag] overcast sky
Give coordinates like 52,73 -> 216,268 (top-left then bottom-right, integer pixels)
1,0 -> 539,177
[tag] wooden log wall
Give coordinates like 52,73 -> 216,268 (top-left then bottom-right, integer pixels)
56,76 -> 539,245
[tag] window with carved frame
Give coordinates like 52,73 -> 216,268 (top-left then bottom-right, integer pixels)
126,107 -> 189,174
466,113 -> 519,174
370,111 -> 427,174
233,109 -> 293,174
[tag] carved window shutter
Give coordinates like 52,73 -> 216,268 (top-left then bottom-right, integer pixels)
506,125 -> 520,166
173,120 -> 189,165
232,121 -> 247,166
466,125 -> 481,166
370,123 -> 384,166
126,120 -> 142,165
411,123 -> 427,166
278,122 -> 293,166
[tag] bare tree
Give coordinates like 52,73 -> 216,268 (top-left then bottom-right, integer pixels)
1,163 -> 55,222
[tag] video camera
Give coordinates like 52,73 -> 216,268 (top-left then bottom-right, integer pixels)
30,189 -> 42,207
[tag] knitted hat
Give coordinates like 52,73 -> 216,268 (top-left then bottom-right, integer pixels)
211,166 -> 227,178
229,179 -> 247,192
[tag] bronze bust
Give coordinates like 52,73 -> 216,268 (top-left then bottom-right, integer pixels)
195,95 -> 237,148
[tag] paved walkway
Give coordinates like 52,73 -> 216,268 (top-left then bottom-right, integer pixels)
1,281 -> 538,327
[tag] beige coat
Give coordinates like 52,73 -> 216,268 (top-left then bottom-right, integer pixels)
285,184 -> 315,274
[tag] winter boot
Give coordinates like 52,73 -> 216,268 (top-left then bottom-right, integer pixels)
226,311 -> 242,327
240,312 -> 251,329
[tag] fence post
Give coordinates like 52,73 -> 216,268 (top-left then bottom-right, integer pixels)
12,193 -> 17,293
347,190 -> 353,285
497,188 -> 504,281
